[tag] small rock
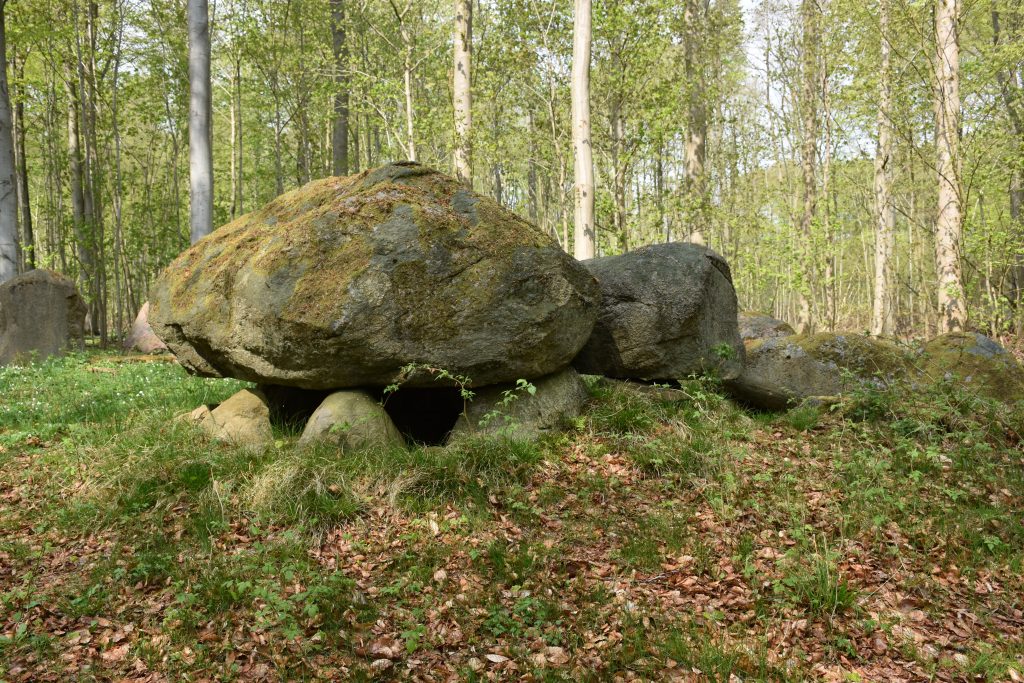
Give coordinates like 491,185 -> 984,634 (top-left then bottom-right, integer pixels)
738,311 -> 796,342
449,367 -> 588,442
919,332 -> 1024,402
725,333 -> 911,410
299,390 -> 404,450
186,389 -> 273,448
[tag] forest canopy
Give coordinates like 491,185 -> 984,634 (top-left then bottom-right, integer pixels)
2,0 -> 1023,340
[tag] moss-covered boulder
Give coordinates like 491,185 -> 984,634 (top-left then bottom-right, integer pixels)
150,162 -> 599,389
726,333 -> 912,410
738,311 -> 795,342
572,243 -> 745,382
919,332 -> 1024,402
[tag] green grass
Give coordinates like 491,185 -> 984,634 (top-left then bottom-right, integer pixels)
1,352 -> 1023,681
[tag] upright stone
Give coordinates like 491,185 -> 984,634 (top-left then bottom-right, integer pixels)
123,303 -> 168,354
150,162 -> 599,389
450,367 -> 589,442
0,270 -> 87,365
573,243 -> 744,381
299,390 -> 405,450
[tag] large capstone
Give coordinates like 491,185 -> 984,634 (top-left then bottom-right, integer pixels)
572,243 -> 744,382
0,270 -> 87,365
149,163 -> 599,389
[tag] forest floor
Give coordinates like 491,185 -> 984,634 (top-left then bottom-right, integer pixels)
1,352 -> 1023,682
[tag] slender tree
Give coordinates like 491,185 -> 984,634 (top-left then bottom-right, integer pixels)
11,51 -> 32,270
0,0 -> 18,284
572,0 -> 595,260
188,0 -> 213,243
453,0 -> 472,184
872,0 -> 895,336
331,0 -> 349,176
796,0 -> 819,333
683,0 -> 709,246
934,0 -> 966,332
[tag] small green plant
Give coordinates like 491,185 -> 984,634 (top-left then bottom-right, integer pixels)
383,362 -> 477,427
785,402 -> 822,431
775,540 -> 857,618
479,378 -> 537,435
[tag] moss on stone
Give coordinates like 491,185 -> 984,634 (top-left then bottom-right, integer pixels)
792,333 -> 913,380
149,162 -> 599,389
919,332 -> 1024,402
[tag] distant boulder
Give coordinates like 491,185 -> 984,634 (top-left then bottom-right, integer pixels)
122,302 -> 168,354
738,312 -> 796,343
919,332 -> 1024,402
150,162 -> 599,389
726,333 -> 911,410
572,243 -> 744,382
0,270 -> 87,366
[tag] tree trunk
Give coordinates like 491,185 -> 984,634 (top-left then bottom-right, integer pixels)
331,0 -> 349,176
11,50 -> 31,270
611,100 -> 628,252
403,47 -> 416,162
111,8 -> 126,338
571,0 -> 595,260
66,75 -> 93,299
934,0 -> 966,332
188,0 -> 213,243
796,0 -> 819,334
0,3 -> 19,284
234,57 -> 243,216
991,5 -> 1024,331
683,0 -> 708,246
871,0 -> 895,337
452,0 -> 472,184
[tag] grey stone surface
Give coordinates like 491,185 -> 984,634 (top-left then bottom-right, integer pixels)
725,333 -> 911,410
572,243 -> 744,382
450,367 -> 589,442
0,270 -> 87,365
919,332 -> 1024,402
150,162 -> 599,389
187,389 -> 274,447
299,390 -> 405,450
738,312 -> 796,342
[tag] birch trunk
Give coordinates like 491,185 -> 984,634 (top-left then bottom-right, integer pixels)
871,0 -> 896,337
571,0 -> 595,260
0,3 -> 19,284
188,0 -> 213,244
683,0 -> 708,246
934,0 -> 966,332
452,0 -> 472,184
